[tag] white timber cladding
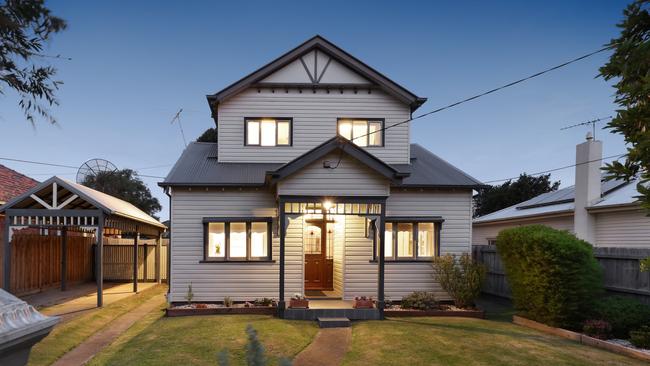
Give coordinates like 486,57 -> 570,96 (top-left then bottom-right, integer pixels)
472,216 -> 574,246
333,215 -> 345,296
276,152 -> 390,196
217,88 -> 411,164
170,188 -> 301,302
594,209 -> 650,248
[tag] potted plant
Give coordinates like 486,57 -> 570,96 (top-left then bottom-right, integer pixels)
353,296 -> 374,309
289,293 -> 309,309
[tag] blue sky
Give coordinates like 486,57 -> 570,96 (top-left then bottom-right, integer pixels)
0,0 -> 630,220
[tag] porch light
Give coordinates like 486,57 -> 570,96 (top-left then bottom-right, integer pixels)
323,200 -> 333,210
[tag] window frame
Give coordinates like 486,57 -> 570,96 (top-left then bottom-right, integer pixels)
202,217 -> 273,262
336,118 -> 385,147
244,117 -> 293,147
373,217 -> 443,262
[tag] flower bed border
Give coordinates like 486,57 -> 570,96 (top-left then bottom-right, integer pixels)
513,315 -> 650,362
384,308 -> 485,319
166,306 -> 276,317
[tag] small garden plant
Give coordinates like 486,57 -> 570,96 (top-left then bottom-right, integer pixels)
582,320 -> 611,340
496,225 -> 602,329
400,291 -> 438,310
592,296 -> 650,339
431,253 -> 485,308
186,283 -> 194,305
630,325 -> 650,349
217,324 -> 292,366
223,296 -> 234,307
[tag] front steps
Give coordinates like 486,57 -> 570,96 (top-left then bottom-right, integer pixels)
283,308 -> 380,320
317,317 -> 351,328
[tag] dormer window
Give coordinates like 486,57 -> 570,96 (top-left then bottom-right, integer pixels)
245,118 -> 292,146
337,119 -> 383,147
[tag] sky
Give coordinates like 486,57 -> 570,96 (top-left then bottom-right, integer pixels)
0,0 -> 631,221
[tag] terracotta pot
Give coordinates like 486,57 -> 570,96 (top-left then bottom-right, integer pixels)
289,299 -> 309,309
354,299 -> 374,309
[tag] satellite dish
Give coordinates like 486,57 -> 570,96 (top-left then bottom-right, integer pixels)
76,158 -> 118,184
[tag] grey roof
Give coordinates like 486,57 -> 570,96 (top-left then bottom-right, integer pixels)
160,142 -> 484,189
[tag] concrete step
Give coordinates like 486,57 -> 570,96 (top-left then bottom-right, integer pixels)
317,317 -> 351,328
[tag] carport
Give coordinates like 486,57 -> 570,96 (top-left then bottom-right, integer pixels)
0,176 -> 166,307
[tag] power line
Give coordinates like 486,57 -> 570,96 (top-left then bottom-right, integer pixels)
348,45 -> 613,146
0,157 -> 166,179
560,115 -> 612,138
481,153 -> 626,184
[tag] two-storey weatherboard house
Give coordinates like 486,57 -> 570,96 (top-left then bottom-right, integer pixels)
160,36 -> 483,318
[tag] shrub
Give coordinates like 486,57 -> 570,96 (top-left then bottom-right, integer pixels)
496,225 -> 602,329
400,291 -> 438,310
582,320 -> 611,340
630,326 -> 650,349
431,253 -> 486,308
593,296 -> 650,338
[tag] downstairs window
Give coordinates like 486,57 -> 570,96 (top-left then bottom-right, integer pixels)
203,218 -> 272,261
375,219 -> 441,261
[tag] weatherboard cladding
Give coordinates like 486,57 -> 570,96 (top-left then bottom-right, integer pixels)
161,142 -> 483,189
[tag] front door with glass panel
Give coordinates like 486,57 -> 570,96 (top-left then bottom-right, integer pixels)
304,219 -> 334,290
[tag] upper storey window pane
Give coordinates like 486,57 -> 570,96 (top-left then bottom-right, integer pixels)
245,118 -> 292,146
337,119 -> 383,147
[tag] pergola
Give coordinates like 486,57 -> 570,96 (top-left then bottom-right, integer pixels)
0,176 -> 166,307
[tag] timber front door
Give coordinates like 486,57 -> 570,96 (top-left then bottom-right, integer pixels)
304,219 -> 334,290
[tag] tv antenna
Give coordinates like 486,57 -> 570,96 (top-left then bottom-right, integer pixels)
560,116 -> 612,139
170,108 -> 187,147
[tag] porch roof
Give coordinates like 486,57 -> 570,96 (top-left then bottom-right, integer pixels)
160,142 -> 484,189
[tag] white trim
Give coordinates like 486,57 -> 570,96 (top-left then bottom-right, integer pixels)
30,194 -> 53,209
56,194 -> 79,209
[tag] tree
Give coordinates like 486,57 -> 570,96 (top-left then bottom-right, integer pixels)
473,173 -> 561,217
82,169 -> 162,218
599,0 -> 650,214
196,127 -> 217,142
1,0 -> 67,125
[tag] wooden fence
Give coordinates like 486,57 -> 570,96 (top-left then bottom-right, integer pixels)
473,245 -> 650,304
102,238 -> 168,282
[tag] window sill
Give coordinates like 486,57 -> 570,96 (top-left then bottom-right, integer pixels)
368,259 -> 433,263
199,260 -> 276,264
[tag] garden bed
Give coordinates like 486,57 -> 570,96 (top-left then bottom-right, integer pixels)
384,305 -> 485,319
513,315 -> 650,362
166,303 -> 277,317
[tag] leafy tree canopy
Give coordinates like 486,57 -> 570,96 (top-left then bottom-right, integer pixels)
473,173 -> 561,217
82,169 -> 162,218
0,0 -> 67,125
197,127 -> 217,142
599,0 -> 650,213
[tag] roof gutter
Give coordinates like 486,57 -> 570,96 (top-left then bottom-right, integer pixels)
473,209 -> 574,226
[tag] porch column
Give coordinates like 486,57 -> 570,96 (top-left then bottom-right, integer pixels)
278,201 -> 286,317
3,215 -> 11,291
155,233 -> 162,284
133,231 -> 139,293
377,202 -> 386,319
61,227 -> 68,291
96,213 -> 104,307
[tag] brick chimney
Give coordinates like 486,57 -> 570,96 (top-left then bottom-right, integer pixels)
573,132 -> 602,244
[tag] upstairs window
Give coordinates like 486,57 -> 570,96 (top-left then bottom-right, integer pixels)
337,119 -> 383,147
245,118 -> 292,146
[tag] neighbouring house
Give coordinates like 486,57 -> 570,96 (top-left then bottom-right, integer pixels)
160,35 -> 483,317
473,134 -> 650,248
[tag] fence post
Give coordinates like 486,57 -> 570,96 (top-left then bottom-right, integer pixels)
155,234 -> 162,284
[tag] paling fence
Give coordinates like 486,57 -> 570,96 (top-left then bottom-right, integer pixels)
472,245 -> 650,304
102,237 -> 168,282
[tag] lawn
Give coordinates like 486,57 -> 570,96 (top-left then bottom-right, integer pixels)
88,315 -> 318,366
28,284 -> 167,366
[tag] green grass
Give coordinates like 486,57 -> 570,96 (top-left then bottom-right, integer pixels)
89,315 -> 318,366
28,284 -> 166,366
343,317 -> 648,366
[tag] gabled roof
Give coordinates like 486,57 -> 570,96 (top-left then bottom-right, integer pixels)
267,136 -> 406,184
206,35 -> 427,112
0,176 -> 165,229
0,164 -> 39,204
159,141 -> 484,190
473,176 -> 638,225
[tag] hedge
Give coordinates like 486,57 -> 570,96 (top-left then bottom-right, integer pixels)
496,225 -> 602,329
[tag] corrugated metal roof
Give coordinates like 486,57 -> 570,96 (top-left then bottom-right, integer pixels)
161,142 -> 484,189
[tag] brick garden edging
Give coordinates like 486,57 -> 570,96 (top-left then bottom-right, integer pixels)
166,307 -> 276,317
384,309 -> 485,319
513,315 -> 650,362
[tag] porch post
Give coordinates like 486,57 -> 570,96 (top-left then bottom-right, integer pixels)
155,233 -> 162,284
96,213 -> 104,307
3,215 -> 11,291
278,200 -> 286,317
61,227 -> 68,291
133,231 -> 139,293
377,201 -> 386,319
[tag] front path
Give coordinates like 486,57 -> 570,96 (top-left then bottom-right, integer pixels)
293,328 -> 352,366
